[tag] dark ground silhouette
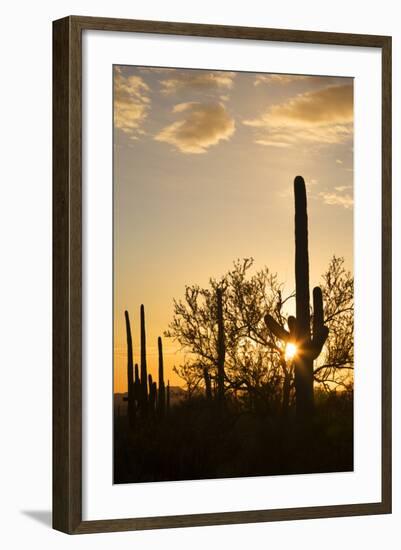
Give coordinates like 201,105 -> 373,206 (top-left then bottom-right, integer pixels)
114,390 -> 353,484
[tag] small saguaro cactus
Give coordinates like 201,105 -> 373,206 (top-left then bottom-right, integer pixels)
216,287 -> 226,404
124,310 -> 136,428
148,374 -> 157,413
133,363 -> 141,411
264,176 -> 328,421
157,336 -> 166,416
140,304 -> 148,413
134,363 -> 140,389
151,382 -> 157,413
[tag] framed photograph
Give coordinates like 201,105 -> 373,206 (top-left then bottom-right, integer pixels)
53,16 -> 392,534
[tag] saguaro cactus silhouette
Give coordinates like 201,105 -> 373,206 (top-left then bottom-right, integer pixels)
140,304 -> 148,412
157,336 -> 166,416
216,287 -> 226,404
150,381 -> 157,413
133,363 -> 140,409
264,176 -> 328,421
124,310 -> 136,427
148,374 -> 157,413
166,380 -> 170,412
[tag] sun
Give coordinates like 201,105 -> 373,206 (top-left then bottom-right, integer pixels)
285,342 -> 297,361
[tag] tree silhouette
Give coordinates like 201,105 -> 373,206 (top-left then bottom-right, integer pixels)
173,360 -> 204,399
313,256 -> 354,392
166,259 -> 295,412
166,256 -> 353,412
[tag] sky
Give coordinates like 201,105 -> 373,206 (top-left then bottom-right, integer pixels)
113,65 -> 354,393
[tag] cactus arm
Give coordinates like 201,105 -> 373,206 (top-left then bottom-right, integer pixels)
312,287 -> 324,335
287,316 -> 297,340
311,287 -> 329,358
311,327 -> 329,358
264,314 -> 290,342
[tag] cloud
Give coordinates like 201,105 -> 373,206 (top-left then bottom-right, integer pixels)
138,67 -> 177,75
319,191 -> 353,209
254,74 -> 300,86
334,185 -> 351,192
254,138 -> 290,148
243,84 -> 353,148
254,74 -> 336,87
254,74 -> 351,88
248,84 -> 353,126
253,125 -> 352,148
114,67 -> 150,138
160,71 -> 235,95
155,102 -> 235,154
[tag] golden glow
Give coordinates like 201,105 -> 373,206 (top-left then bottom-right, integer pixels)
113,66 -> 354,393
285,342 -> 297,361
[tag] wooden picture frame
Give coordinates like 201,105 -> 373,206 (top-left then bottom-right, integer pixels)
53,15 -> 392,534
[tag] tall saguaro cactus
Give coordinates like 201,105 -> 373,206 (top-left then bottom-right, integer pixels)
124,310 -> 136,428
264,176 -> 328,421
140,304 -> 148,412
216,287 -> 226,404
157,336 -> 166,416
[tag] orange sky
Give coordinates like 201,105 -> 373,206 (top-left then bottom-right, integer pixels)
113,66 -> 354,393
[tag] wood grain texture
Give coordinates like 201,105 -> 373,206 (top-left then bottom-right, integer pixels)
52,16 -> 82,534
69,15 -> 389,47
381,36 -> 392,513
75,502 -> 389,534
52,15 -> 392,534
